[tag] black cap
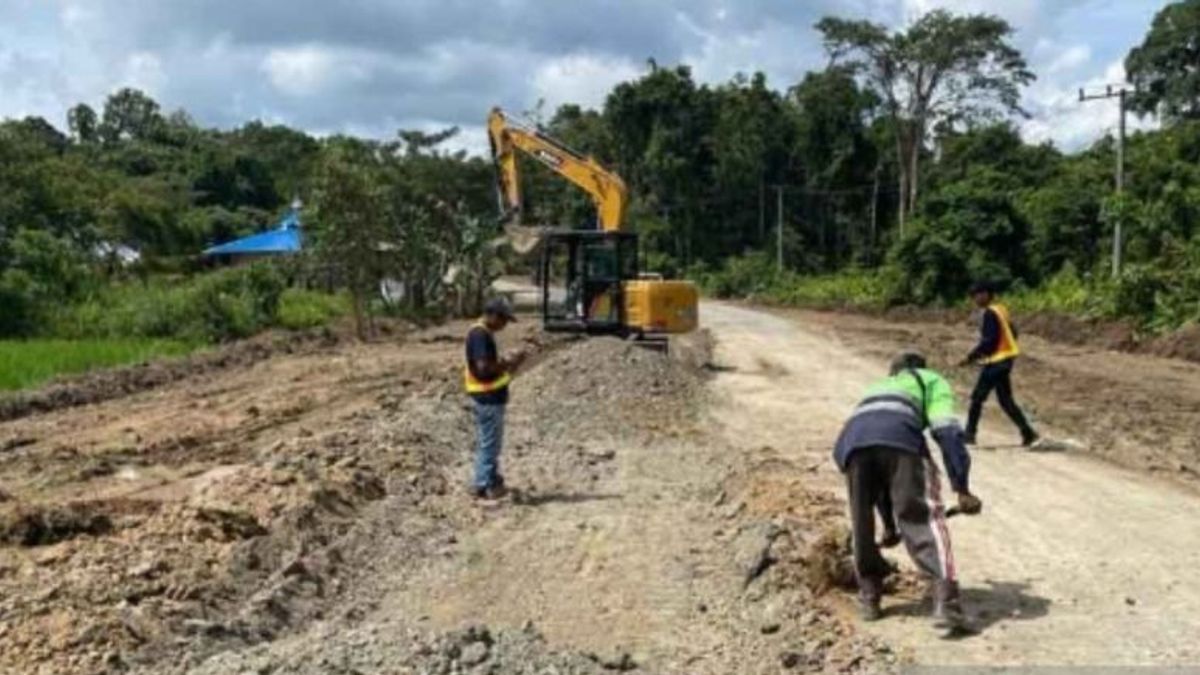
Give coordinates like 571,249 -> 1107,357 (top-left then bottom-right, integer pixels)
969,280 -> 994,295
483,297 -> 517,322
889,350 -> 927,375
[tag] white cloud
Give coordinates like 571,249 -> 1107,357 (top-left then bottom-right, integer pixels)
1046,44 -> 1091,75
123,51 -> 165,95
261,45 -> 340,97
531,54 -> 641,112
1022,58 -> 1156,150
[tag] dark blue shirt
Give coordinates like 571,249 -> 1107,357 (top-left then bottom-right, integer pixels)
466,326 -> 508,405
967,309 -> 1001,362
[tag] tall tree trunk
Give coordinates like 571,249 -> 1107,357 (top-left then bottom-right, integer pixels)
907,126 -> 921,218
870,164 -> 880,262
351,286 -> 366,341
895,127 -> 908,236
758,177 -> 766,244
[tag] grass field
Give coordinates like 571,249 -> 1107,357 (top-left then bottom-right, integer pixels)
0,339 -> 198,391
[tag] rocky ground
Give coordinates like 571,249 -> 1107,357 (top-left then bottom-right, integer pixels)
11,299 -> 1193,674
0,320 -> 887,674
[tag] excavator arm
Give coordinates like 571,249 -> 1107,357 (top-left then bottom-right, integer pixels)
487,107 -> 628,232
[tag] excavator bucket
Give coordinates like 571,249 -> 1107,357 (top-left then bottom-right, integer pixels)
493,223 -> 554,256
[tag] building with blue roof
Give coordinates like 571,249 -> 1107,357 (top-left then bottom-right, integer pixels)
203,205 -> 302,259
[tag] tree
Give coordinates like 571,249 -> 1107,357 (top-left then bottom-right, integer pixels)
1126,0 -> 1200,122
99,88 -> 164,143
889,167 -> 1032,303
709,72 -> 794,256
817,10 -> 1033,231
310,144 -> 389,339
788,68 -> 880,266
604,64 -> 718,266
68,104 -> 99,143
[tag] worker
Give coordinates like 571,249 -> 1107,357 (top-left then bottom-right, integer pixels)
960,281 -> 1039,447
833,351 -> 982,627
464,298 -> 525,500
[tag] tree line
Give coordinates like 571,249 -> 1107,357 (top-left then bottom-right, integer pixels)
3,2 -> 1200,339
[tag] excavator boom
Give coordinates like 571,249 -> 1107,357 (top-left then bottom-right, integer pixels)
487,107 -> 627,232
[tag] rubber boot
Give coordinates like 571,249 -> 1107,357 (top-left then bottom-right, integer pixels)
857,577 -> 883,622
931,579 -> 966,630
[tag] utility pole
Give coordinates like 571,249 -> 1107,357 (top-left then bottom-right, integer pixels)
869,165 -> 880,262
758,178 -> 766,244
775,185 -> 784,271
1080,84 -> 1134,276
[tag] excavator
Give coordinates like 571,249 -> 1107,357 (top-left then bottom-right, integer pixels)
487,107 -> 698,340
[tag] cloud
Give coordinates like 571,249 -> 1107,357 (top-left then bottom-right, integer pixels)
1046,45 -> 1091,75
531,54 -> 643,113
1022,58 -> 1156,150
0,0 -> 1168,151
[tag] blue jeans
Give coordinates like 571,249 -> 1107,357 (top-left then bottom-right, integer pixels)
472,401 -> 506,489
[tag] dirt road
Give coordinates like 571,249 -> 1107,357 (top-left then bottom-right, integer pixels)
703,301 -> 1200,667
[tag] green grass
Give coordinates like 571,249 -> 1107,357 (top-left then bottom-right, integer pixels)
277,288 -> 351,330
0,338 -> 198,391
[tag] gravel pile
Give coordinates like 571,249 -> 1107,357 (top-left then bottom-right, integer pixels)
188,623 -> 612,675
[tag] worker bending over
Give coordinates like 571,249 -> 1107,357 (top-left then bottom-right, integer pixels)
464,298 -> 525,500
833,352 -> 981,627
960,282 -> 1039,447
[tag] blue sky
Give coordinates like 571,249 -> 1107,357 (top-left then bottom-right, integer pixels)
0,0 -> 1168,153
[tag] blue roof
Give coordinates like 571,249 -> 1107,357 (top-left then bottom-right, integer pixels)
203,210 -> 302,256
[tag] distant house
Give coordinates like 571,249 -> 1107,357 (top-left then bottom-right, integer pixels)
203,206 -> 302,262
92,242 -> 141,267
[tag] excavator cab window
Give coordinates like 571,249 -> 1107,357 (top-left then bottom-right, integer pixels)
540,231 -> 639,334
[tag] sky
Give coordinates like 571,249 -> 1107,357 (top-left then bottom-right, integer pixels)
0,0 -> 1168,154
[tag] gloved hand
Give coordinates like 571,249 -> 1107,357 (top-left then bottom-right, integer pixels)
956,491 -> 983,515
957,356 -> 976,368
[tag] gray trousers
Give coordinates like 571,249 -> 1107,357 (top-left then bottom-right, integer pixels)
845,446 -> 957,584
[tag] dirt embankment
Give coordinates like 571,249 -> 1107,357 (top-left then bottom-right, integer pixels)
0,320 -> 555,674
195,333 -> 890,674
879,305 -> 1200,364
0,321 -> 891,675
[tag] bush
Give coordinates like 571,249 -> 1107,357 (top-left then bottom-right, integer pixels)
277,288 -> 350,329
1008,265 -> 1109,316
695,252 -> 779,298
48,263 -> 300,343
695,254 -> 887,310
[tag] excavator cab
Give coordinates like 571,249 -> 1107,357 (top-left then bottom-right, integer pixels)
540,230 -> 637,334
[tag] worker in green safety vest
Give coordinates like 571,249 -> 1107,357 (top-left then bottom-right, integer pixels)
833,351 -> 981,629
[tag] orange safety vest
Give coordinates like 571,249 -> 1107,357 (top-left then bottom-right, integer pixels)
982,303 -> 1020,364
463,323 -> 512,394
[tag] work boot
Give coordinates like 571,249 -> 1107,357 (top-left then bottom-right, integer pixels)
931,580 -> 967,630
879,529 -> 901,549
857,577 -> 883,622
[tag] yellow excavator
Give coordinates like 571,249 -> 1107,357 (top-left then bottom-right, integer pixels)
487,107 -> 698,339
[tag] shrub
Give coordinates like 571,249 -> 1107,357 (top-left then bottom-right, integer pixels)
277,288 -> 350,329
48,263 -> 297,343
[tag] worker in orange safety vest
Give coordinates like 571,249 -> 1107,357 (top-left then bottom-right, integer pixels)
960,281 -> 1039,447
464,298 -> 526,499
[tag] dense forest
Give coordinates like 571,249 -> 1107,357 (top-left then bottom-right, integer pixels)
3,1 -> 1200,342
